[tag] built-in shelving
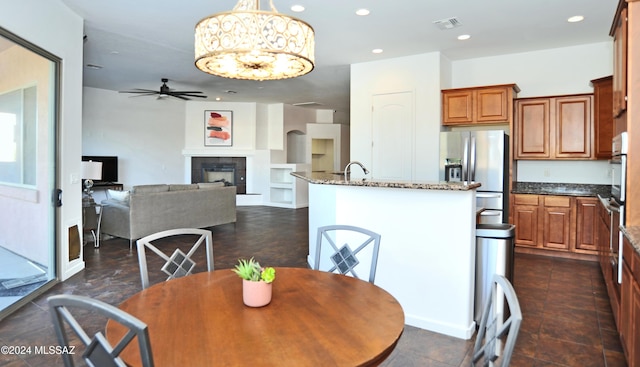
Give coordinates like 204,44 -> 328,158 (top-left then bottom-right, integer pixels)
269,164 -> 310,208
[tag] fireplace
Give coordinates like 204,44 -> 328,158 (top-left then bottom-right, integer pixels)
202,164 -> 235,184
191,157 -> 246,194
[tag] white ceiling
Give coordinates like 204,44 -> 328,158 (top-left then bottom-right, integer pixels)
60,0 -> 619,114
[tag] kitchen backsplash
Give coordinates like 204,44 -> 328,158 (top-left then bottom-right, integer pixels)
516,160 -> 611,185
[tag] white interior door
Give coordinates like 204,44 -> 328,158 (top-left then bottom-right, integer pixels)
371,92 -> 414,181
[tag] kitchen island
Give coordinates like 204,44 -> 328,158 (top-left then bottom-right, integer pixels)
292,171 -> 481,339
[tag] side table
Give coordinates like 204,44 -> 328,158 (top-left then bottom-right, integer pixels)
82,200 -> 103,248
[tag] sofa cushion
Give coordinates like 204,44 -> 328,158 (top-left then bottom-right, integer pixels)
169,184 -> 199,191
132,184 -> 169,194
107,189 -> 130,204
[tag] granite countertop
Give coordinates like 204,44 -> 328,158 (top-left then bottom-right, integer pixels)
291,171 -> 481,191
621,226 -> 640,258
511,182 -> 611,197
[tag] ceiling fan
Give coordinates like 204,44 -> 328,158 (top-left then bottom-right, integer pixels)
119,78 -> 207,100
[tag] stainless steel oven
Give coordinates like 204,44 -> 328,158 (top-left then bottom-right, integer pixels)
611,132 -> 628,204
610,200 -> 623,284
610,132 -> 627,284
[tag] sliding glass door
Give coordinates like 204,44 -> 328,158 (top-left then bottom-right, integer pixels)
0,27 -> 59,319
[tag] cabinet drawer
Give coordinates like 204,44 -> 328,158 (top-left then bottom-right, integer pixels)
544,196 -> 571,207
514,194 -> 539,206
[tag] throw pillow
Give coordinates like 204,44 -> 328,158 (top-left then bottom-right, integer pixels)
108,189 -> 130,203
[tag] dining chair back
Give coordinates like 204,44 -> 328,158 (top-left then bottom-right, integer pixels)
47,294 -> 154,367
136,228 -> 213,289
314,225 -> 381,283
472,274 -> 522,367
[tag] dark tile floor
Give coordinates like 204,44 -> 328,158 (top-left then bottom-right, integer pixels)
0,206 -> 628,366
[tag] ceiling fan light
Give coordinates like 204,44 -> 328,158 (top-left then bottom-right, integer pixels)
194,0 -> 315,81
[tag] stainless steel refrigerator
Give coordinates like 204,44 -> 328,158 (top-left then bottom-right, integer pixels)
439,130 -> 509,224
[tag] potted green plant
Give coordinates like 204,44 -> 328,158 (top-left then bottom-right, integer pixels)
232,258 -> 276,307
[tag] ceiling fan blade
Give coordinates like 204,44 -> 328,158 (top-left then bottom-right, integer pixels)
173,93 -> 207,98
120,79 -> 206,100
119,89 -> 158,94
127,93 -> 160,98
169,94 -> 190,100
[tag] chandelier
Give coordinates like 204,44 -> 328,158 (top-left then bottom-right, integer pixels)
195,0 -> 315,81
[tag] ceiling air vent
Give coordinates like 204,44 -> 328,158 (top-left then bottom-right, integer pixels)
433,17 -> 462,30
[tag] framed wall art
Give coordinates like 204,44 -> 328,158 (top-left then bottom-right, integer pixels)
204,110 -> 233,146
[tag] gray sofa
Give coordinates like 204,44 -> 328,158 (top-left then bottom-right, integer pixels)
100,183 -> 236,246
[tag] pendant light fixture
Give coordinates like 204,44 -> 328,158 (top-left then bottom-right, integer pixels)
195,0 -> 315,81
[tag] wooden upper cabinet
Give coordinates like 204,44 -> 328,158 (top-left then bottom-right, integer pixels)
611,6 -> 627,118
442,84 -> 519,126
591,76 -> 614,159
442,90 -> 473,124
555,95 -> 592,159
514,94 -> 594,160
515,99 -> 550,158
476,87 -> 512,122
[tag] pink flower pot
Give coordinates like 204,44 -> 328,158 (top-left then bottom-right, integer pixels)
242,279 -> 272,307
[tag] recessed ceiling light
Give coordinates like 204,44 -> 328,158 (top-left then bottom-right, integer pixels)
291,5 -> 305,12
215,97 -> 221,101
356,9 -> 370,16
457,34 -> 471,41
372,49 -> 383,54
567,15 -> 584,23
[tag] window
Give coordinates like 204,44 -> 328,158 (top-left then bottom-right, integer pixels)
0,86 -> 36,185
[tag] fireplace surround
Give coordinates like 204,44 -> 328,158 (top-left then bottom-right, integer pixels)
191,157 -> 246,194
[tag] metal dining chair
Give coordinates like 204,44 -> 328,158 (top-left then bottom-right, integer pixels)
314,225 -> 382,283
136,228 -> 214,289
472,274 -> 523,367
48,294 -> 154,367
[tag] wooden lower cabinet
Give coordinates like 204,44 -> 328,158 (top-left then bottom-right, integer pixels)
620,236 -> 640,367
512,194 -> 598,257
575,197 -> 599,253
541,196 -> 572,250
513,195 -> 539,247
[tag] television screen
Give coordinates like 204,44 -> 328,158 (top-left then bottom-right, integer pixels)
82,156 -> 118,183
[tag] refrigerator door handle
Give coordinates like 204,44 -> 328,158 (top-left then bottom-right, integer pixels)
462,137 -> 470,181
469,136 -> 477,181
477,193 -> 502,198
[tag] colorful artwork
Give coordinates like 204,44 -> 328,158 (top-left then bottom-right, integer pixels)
204,110 -> 232,146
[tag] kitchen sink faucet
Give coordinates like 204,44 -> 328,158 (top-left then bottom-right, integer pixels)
344,161 -> 370,178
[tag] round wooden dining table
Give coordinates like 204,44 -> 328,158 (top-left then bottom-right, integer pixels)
106,267 -> 405,366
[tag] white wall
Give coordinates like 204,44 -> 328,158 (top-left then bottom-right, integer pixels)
1,0 -> 85,280
351,52 -> 445,182
451,42 -> 613,184
82,88 -> 187,187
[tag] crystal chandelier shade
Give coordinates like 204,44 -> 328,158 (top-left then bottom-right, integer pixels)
195,0 -> 315,80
